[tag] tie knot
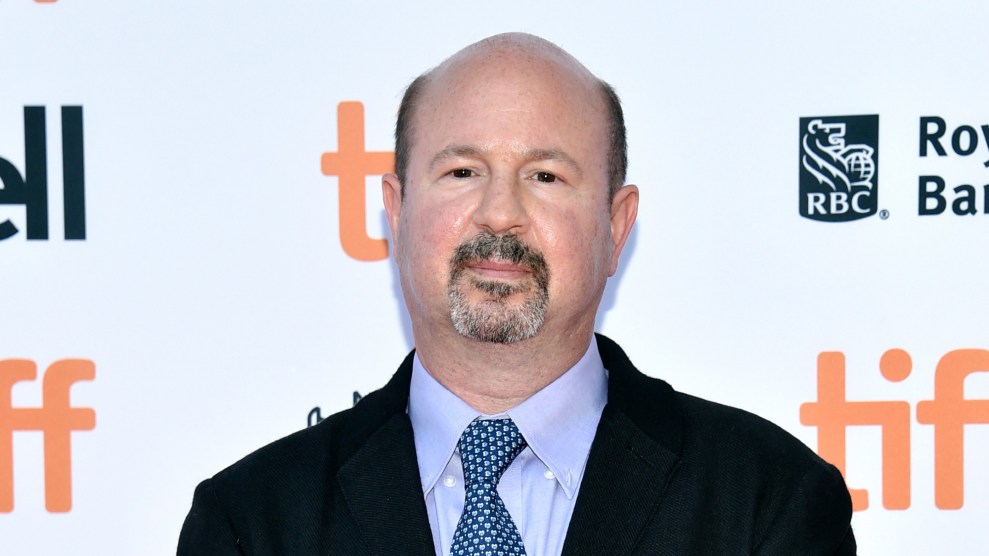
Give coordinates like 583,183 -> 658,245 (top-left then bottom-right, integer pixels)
458,419 -> 527,488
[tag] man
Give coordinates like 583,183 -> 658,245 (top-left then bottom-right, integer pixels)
178,33 -> 855,555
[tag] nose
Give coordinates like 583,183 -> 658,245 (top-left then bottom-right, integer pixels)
472,173 -> 530,235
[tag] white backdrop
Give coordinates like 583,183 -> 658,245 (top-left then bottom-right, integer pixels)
1,1 -> 987,554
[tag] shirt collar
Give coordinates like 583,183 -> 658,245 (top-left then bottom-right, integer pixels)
408,338 -> 607,500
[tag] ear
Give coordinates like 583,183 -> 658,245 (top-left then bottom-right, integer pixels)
381,173 -> 403,245
607,184 -> 638,276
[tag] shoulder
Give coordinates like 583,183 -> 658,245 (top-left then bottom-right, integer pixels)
178,405 -> 369,554
677,393 -> 854,551
178,357 -> 418,553
597,334 -> 835,479
675,392 -> 824,470
209,350 -> 415,488
200,355 -> 415,512
209,369 -> 410,495
209,405 -> 357,492
595,335 -> 854,553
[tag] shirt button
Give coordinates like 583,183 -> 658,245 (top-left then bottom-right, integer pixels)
443,475 -> 457,487
544,469 -> 556,480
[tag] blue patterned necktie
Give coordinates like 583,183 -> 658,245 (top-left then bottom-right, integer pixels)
450,418 -> 528,556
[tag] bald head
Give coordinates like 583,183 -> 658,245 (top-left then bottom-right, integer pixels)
394,33 -> 627,198
435,33 -> 598,87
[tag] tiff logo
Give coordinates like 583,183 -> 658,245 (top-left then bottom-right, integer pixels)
321,102 -> 394,262
0,106 -> 86,241
0,359 -> 95,512
801,349 -> 989,511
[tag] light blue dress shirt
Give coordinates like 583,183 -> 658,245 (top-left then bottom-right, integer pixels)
408,339 -> 608,556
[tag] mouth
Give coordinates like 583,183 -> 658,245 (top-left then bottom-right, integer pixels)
468,259 -> 532,281
449,232 -> 550,293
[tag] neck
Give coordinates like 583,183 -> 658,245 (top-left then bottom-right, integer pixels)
414,322 -> 595,414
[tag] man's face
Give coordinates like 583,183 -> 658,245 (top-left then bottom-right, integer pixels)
384,48 -> 636,346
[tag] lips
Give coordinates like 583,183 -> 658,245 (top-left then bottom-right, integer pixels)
449,232 -> 550,291
469,259 -> 532,280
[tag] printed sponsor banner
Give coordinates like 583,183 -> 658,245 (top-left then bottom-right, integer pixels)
2,1 -> 987,555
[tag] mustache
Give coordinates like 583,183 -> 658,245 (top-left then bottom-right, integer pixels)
449,232 -> 549,289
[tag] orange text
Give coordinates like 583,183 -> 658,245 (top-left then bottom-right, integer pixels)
0,359 -> 95,512
801,349 -> 989,511
321,101 -> 394,261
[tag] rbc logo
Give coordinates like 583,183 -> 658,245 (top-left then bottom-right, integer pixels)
0,106 -> 87,241
799,115 -> 879,222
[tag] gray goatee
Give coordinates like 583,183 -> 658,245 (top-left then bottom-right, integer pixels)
447,232 -> 550,343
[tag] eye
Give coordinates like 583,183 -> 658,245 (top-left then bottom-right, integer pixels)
450,168 -> 474,178
534,171 -> 558,183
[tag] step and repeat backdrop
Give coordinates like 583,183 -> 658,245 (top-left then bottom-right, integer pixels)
2,1 -> 987,554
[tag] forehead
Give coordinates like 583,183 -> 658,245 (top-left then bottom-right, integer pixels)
409,47 -> 610,170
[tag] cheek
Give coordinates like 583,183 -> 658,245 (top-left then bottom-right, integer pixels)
542,207 -> 611,270
398,200 -> 473,274
538,214 -> 613,311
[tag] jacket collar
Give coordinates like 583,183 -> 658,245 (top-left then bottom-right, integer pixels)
336,350 -> 436,556
560,334 -> 684,556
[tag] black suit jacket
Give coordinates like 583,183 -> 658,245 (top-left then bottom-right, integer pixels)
178,335 -> 855,555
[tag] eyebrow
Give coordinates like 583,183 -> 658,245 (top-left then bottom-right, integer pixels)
427,144 -> 584,179
428,145 -> 484,173
524,148 -> 584,179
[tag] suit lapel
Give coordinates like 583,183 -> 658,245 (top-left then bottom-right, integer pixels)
561,335 -> 685,556
336,353 -> 436,556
